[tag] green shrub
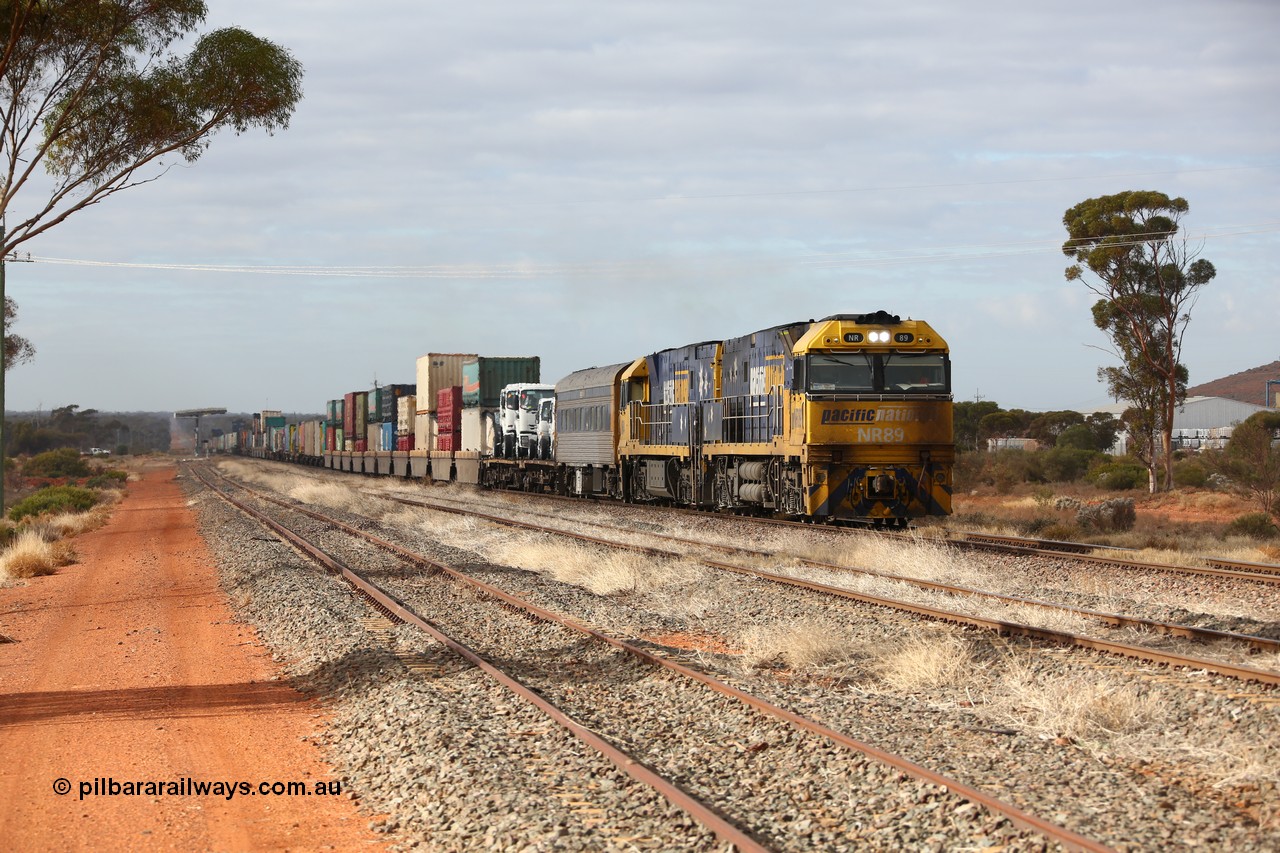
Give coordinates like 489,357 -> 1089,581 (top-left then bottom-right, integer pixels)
1055,424 -> 1098,451
1087,462 -> 1147,491
1172,461 -> 1208,488
22,448 -> 92,479
1040,447 -> 1097,482
8,485 -> 98,522
1224,513 -> 1278,540
85,470 -> 128,489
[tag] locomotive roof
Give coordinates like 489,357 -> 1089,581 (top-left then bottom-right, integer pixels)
555,361 -> 631,393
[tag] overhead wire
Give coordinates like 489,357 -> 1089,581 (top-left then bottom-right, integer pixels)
22,220 -> 1280,278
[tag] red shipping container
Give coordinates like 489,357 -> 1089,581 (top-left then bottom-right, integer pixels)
396,435 -> 415,451
436,432 -> 461,452
437,385 -> 462,430
354,439 -> 368,452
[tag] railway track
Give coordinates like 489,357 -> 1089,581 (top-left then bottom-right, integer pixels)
190,463 -> 1114,852
945,531 -> 1280,585
349,483 -> 1280,687
472,487 -> 1280,585
380,475 -> 1280,592
197,459 -> 1280,848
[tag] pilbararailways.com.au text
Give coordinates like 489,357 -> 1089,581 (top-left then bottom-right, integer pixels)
56,777 -> 343,801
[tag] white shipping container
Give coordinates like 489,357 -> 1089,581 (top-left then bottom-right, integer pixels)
398,395 -> 416,435
461,407 -> 501,456
414,412 -> 433,451
415,353 -> 474,414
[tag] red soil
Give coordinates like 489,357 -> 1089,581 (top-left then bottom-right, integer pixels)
0,462 -> 388,852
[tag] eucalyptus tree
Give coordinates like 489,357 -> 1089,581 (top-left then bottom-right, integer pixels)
0,1 -> 302,502
1063,190 -> 1215,491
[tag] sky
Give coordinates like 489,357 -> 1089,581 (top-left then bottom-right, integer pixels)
4,0 -> 1278,415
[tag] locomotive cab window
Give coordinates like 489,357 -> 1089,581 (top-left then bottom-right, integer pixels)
883,353 -> 949,392
805,353 -> 874,392
802,351 -> 949,394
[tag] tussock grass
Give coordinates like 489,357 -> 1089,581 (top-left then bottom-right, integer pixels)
875,632 -> 977,692
501,537 -> 703,595
31,504 -> 116,540
0,530 -> 76,581
993,660 -> 1166,743
738,618 -> 865,671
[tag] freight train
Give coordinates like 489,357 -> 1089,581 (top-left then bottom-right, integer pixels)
223,311 -> 954,525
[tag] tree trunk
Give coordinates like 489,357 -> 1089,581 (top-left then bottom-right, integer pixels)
1147,434 -> 1158,494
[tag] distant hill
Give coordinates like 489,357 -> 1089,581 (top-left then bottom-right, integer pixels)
1187,361 -> 1280,407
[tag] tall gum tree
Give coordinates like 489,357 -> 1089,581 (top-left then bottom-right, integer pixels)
0,1 -> 303,505
1062,190 -> 1216,492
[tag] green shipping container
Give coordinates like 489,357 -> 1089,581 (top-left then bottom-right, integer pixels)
461,356 -> 540,408
367,387 -> 386,424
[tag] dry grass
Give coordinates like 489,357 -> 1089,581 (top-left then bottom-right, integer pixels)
0,530 -> 76,581
737,618 -> 865,671
497,537 -> 704,596
874,632 -> 978,692
26,504 -> 115,541
992,659 -> 1166,743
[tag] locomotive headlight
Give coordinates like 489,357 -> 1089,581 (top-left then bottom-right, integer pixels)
869,330 -> 890,343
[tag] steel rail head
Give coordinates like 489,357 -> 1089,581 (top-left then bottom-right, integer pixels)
361,487 -> 1280,686
381,489 -> 1280,654
190,465 -> 770,852
202,464 -> 1118,853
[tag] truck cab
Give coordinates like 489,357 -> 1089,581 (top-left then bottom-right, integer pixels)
500,383 -> 555,458
536,396 -> 555,459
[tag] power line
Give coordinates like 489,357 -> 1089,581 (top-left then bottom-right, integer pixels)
24,219 -> 1279,279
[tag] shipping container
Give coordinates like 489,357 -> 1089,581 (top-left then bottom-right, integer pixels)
414,412 -> 433,452
343,391 -> 368,440
437,432 -> 461,452
461,356 -> 541,409
380,384 -> 415,423
367,387 -> 386,424
396,435 -> 415,451
415,354 -> 474,413
461,407 -> 501,456
397,396 -> 416,436
327,399 -> 344,424
437,386 -> 463,432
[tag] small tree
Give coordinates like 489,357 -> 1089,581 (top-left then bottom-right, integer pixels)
3,295 -> 33,370
1084,411 -> 1121,454
1063,191 -> 1216,492
1211,412 -> 1280,520
0,1 -> 303,506
1,2 -> 304,253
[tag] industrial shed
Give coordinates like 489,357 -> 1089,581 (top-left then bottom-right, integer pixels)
1171,396 -> 1271,432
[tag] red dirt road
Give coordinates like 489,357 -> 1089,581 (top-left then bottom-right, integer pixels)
0,463 -> 387,851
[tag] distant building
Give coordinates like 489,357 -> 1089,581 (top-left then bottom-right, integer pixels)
1170,396 -> 1270,450
986,437 -> 1041,452
1080,396 -> 1269,454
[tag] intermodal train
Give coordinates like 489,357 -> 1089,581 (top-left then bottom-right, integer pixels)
228,311 -> 954,526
